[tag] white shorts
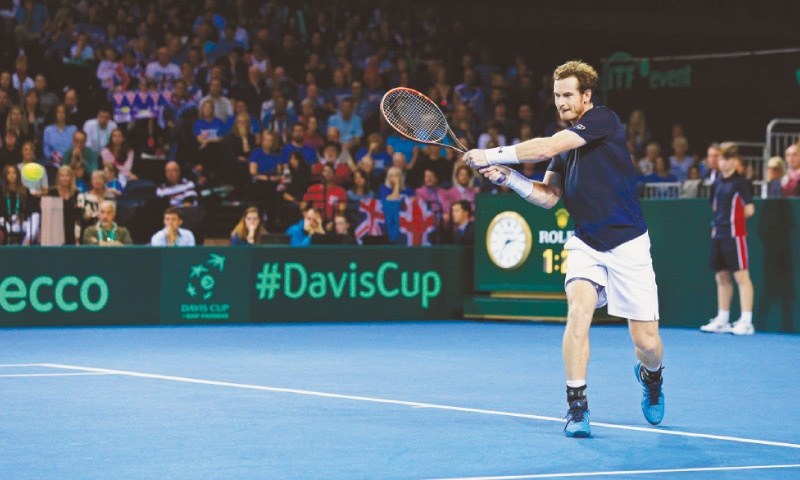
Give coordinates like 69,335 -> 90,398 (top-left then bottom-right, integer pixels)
563,231 -> 660,321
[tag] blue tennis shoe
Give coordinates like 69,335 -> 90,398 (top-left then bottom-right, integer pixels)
634,362 -> 664,425
564,400 -> 590,437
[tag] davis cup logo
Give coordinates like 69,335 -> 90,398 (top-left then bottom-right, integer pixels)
186,253 -> 226,300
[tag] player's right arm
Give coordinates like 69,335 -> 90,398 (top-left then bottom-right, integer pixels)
480,165 -> 562,209
465,130 -> 585,169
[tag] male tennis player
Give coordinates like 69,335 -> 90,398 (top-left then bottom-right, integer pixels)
465,60 -> 664,438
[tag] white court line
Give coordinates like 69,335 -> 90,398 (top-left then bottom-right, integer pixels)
32,362 -> 800,451
428,463 -> 800,480
0,363 -> 55,368
0,372 -> 116,378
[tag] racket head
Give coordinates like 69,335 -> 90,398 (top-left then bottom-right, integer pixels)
381,87 -> 467,154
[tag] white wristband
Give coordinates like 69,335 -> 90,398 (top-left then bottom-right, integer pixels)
485,145 -> 519,165
503,169 -> 534,198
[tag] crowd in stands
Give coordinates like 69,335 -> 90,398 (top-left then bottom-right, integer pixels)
0,0 -> 797,246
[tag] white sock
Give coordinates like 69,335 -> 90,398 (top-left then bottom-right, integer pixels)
740,311 -> 752,324
717,310 -> 730,323
566,379 -> 586,388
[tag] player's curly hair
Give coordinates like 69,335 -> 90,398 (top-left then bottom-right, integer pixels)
553,60 -> 598,94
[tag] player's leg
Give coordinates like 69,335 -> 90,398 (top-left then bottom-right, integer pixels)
603,231 -> 665,425
560,237 -> 608,437
562,278 -> 598,437
629,320 -> 663,371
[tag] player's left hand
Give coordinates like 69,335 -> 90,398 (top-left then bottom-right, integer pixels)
463,149 -> 489,169
479,165 -> 512,186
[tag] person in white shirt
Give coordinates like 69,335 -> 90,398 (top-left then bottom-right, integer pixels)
145,47 -> 182,91
83,106 -> 118,154
150,206 -> 196,246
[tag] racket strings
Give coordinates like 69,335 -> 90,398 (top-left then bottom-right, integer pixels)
382,90 -> 449,143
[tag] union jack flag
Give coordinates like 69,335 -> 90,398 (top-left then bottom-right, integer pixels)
354,198 -> 385,244
399,197 -> 436,246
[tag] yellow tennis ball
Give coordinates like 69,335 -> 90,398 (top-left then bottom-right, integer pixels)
21,162 -> 45,183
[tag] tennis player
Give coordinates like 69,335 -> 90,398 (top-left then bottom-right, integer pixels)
465,60 -> 664,438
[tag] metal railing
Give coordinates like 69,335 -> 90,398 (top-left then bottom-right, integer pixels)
639,180 -> 763,200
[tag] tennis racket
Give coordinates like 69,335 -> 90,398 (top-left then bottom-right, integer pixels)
380,87 -> 468,154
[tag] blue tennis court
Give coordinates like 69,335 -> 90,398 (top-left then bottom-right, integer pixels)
2,321 -> 799,479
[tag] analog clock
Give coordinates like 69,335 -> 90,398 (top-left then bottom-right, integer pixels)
486,211 -> 533,269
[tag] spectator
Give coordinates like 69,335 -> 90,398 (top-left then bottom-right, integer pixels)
0,130 -> 22,170
145,46 -> 182,91
77,170 -> 116,233
328,212 -> 355,244
102,163 -> 124,196
224,111 -> 256,188
625,109 -> 652,160
200,78 -> 233,122
63,88 -> 84,126
193,99 -> 226,185
280,150 -> 311,206
97,47 -> 128,92
702,143 -> 721,186
248,130 -> 283,182
233,65 -> 267,117
261,95 -> 295,145
81,200 -> 132,246
6,105 -> 32,144
22,89 -> 44,144
447,162 -> 480,211
345,167 -> 373,221
354,132 -> 391,174
14,1 -> 50,49
230,206 -> 267,245
0,89 -> 10,134
781,143 -> 800,197
415,168 -> 450,223
378,165 -> 413,200
151,206 -> 196,246
100,128 -> 136,185
286,205 -> 324,246
326,97 -> 362,152
303,116 -> 325,150
157,161 -> 199,208
12,55 -> 34,99
68,32 -> 95,66
765,156 -> 785,198
281,123 -> 318,166
33,75 -> 58,120
669,136 -> 698,182
83,105 -> 118,155
303,162 -> 347,220
476,120 -> 507,150
637,141 -> 660,176
46,165 -> 81,245
42,104 -> 77,166
71,161 -> 87,192
311,141 -> 353,187
680,164 -> 702,198
640,156 -> 678,199
63,130 -> 99,181
454,67 -> 484,118
407,145 -> 454,189
446,199 -> 474,246
18,140 -> 47,195
0,164 -> 36,245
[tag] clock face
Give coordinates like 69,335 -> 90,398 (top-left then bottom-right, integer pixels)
486,211 -> 532,269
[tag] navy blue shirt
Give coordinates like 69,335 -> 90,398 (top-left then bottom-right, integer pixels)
710,172 -> 752,238
547,106 -> 647,251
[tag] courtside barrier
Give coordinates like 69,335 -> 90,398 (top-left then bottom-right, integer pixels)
0,246 -> 472,327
